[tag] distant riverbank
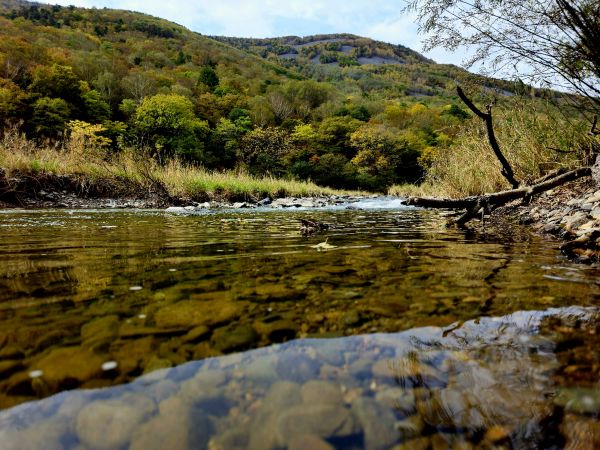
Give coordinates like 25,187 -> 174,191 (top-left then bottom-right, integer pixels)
0,133 -> 366,209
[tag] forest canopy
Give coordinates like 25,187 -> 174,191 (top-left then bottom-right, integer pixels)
0,1 -> 574,191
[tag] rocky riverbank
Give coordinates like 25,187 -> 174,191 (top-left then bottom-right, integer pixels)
492,178 -> 600,263
0,169 -> 364,210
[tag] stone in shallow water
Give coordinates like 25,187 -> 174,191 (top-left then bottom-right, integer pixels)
76,393 -> 156,450
375,387 -> 416,415
554,388 -> 600,414
301,380 -> 344,405
391,436 -> 430,450
80,315 -> 119,344
561,413 -> 600,450
274,352 -> 320,382
31,346 -> 104,389
0,416 -> 72,450
130,398 -> 213,450
248,381 -> 303,450
211,324 -> 258,353
181,325 -> 211,343
154,299 -> 245,328
396,415 -> 425,441
351,396 -> 399,450
275,403 -> 360,446
209,425 -> 251,450
288,434 -> 335,450
253,319 -> 298,343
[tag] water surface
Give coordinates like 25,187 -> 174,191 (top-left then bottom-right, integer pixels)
0,201 -> 598,448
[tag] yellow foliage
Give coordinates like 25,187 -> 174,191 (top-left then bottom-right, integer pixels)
67,120 -> 111,154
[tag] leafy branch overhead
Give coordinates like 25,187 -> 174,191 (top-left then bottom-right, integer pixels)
406,0 -> 600,114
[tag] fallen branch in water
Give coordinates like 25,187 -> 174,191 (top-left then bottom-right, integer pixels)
406,166 -> 592,226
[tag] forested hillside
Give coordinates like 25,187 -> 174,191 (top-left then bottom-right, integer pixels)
0,0 -> 559,191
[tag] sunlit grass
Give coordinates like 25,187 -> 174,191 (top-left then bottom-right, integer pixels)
0,130 -> 356,200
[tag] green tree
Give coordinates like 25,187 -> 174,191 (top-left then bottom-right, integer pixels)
350,124 -> 423,190
134,93 -> 209,161
238,127 -> 291,176
30,97 -> 71,138
198,65 -> 219,90
82,90 -> 111,122
0,78 -> 27,126
29,64 -> 84,111
204,118 -> 248,169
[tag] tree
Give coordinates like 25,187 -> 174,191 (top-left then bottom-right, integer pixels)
406,0 -> 600,112
0,78 -> 27,126
29,97 -> 71,138
82,90 -> 111,122
134,93 -> 209,162
198,65 -> 219,91
29,64 -> 84,108
238,127 -> 291,176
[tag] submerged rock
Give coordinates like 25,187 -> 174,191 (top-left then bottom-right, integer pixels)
351,397 -> 399,450
275,403 -> 359,445
76,394 -> 156,450
154,299 -> 245,329
31,346 -> 104,389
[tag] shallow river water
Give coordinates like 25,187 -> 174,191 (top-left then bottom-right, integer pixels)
0,198 -> 598,449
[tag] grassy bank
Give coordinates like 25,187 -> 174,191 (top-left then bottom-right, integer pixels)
389,101 -> 595,198
0,131 -> 354,204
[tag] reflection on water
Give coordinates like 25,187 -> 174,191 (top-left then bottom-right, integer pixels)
0,307 -> 598,450
0,206 -> 599,412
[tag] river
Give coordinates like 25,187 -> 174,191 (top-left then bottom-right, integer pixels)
0,198 -> 598,449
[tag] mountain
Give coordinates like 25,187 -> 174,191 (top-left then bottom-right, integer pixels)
211,33 -> 432,67
0,0 -> 537,191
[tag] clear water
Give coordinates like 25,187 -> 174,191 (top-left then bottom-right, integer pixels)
0,201 -> 598,449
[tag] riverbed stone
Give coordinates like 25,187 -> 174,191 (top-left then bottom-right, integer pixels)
110,336 -> 155,375
561,413 -> 600,450
396,414 -> 425,440
130,401 -> 213,450
0,416 -> 72,450
32,346 -> 104,388
211,324 -> 258,353
81,315 -> 119,344
376,387 -> 416,414
554,387 -> 600,414
392,436 -> 431,450
209,425 -> 251,450
76,393 -> 156,450
0,360 -> 22,378
181,325 -> 211,343
248,381 -> 303,450
301,380 -> 343,405
352,397 -> 399,450
154,299 -> 245,328
275,403 -> 359,445
288,434 -> 335,450
274,352 -> 320,382
253,319 -> 298,343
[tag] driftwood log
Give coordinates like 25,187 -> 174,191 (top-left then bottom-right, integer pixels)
405,86 -> 595,226
406,166 -> 591,226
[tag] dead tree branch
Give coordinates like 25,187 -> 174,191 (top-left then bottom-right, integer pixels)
457,86 -> 520,188
406,166 -> 592,225
590,115 -> 600,136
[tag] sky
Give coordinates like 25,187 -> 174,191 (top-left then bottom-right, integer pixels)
48,0 -> 464,65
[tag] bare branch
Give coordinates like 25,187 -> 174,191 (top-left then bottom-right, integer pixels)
457,86 -> 520,188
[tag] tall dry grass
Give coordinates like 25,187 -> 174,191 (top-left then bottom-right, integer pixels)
0,130 -> 351,200
390,101 -> 596,198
